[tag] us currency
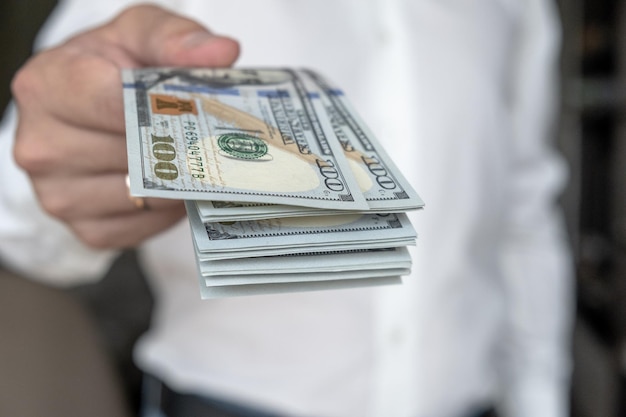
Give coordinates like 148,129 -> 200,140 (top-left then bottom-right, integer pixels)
194,200 -> 326,222
123,68 -> 368,210
199,247 -> 411,276
186,202 -> 417,260
193,69 -> 424,221
201,247 -> 411,286
197,276 -> 403,299
194,197 -> 422,223
204,269 -> 411,287
200,248 -> 411,286
306,69 -> 423,211
122,67 -> 422,298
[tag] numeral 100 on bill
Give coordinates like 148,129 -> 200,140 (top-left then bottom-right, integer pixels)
151,134 -> 179,180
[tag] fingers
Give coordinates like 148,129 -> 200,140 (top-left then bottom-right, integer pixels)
12,45 -> 127,134
107,5 -> 240,67
70,205 -> 187,249
10,4 -> 236,249
30,171 -> 186,250
31,173 -> 182,221
12,5 -> 240,134
14,116 -> 128,175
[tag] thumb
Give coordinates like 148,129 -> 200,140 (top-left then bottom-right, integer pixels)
107,4 -> 240,67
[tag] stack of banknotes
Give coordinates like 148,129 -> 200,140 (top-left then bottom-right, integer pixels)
122,67 -> 424,298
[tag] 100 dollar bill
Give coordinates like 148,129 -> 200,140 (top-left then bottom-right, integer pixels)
123,68 -> 368,210
200,247 -> 411,276
186,202 -> 416,258
198,275 -> 403,299
306,70 -> 423,212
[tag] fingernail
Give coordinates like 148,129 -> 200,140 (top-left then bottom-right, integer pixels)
181,31 -> 216,48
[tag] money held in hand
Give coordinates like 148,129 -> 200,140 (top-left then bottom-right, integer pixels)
123,67 -> 423,298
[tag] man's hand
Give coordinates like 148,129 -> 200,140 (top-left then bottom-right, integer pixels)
11,5 -> 239,249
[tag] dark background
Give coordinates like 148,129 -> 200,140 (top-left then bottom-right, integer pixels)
0,0 -> 624,415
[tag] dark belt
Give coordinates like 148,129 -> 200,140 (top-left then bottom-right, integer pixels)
463,407 -> 497,417
149,375 -> 495,417
148,375 -> 285,417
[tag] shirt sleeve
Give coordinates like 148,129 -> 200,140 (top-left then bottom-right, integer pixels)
497,1 -> 575,416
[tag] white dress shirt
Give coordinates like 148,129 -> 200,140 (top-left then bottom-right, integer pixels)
0,1 -> 573,416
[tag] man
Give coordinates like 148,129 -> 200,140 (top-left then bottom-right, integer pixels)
0,1 -> 573,416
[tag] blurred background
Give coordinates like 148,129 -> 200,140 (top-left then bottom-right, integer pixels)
0,0 -> 624,416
